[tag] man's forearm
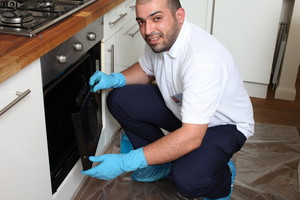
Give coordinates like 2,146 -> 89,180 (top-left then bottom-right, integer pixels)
121,62 -> 154,85
143,123 -> 208,165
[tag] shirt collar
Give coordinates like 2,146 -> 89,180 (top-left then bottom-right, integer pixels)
165,18 -> 188,59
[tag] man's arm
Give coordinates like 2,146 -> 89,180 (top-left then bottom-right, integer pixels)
121,62 -> 155,85
81,122 -> 208,180
143,123 -> 208,165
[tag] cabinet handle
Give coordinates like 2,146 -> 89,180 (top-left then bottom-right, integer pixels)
107,44 -> 115,72
0,89 -> 31,116
108,13 -> 128,27
129,29 -> 139,38
130,5 -> 136,9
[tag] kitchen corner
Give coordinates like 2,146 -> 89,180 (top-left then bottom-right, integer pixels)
0,0 -> 124,84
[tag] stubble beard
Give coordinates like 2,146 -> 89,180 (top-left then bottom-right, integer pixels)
146,20 -> 180,53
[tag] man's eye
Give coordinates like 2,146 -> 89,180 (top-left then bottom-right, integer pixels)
154,17 -> 161,21
137,21 -> 144,26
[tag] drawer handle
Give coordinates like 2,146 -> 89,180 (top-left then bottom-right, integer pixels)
129,29 -> 139,37
108,13 -> 128,27
0,89 -> 31,116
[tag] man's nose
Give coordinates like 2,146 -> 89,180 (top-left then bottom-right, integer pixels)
145,21 -> 155,35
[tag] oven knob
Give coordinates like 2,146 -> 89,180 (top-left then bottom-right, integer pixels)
73,42 -> 83,51
87,32 -> 96,41
56,54 -> 67,64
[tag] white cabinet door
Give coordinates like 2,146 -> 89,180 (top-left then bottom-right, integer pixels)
98,0 -> 145,150
181,0 -> 214,32
100,20 -> 145,148
180,0 -> 283,98
100,30 -> 121,149
213,0 -> 282,84
0,60 -> 52,200
113,19 -> 145,72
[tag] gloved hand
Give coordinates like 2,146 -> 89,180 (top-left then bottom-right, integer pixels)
89,71 -> 126,92
81,147 -> 148,180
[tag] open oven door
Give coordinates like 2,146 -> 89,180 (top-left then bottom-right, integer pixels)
71,85 -> 102,170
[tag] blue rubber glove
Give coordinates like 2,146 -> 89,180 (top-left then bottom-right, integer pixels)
120,132 -> 134,154
81,147 -> 148,180
89,71 -> 126,92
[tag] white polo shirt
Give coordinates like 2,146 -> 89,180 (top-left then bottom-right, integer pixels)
139,19 -> 254,138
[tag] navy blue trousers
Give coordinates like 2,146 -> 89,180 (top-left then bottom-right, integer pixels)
107,84 -> 246,198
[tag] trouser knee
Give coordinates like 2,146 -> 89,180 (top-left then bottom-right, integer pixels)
106,88 -> 123,112
172,174 -> 212,198
171,165 -> 231,198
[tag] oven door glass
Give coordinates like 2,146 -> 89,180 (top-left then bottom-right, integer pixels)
72,87 -> 101,170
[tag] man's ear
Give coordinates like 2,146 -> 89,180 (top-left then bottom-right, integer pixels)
176,8 -> 185,24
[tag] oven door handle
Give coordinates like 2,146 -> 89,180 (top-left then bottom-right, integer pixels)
0,89 -> 31,116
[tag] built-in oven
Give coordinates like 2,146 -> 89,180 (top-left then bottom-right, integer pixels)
41,16 -> 103,193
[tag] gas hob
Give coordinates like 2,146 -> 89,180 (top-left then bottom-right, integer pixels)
0,0 -> 95,37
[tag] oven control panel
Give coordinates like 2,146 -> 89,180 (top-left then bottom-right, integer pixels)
41,16 -> 103,87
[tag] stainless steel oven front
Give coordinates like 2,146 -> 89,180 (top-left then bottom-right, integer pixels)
41,16 -> 103,194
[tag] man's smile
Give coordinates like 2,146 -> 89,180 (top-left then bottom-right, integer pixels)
147,36 -> 160,45
146,32 -> 162,46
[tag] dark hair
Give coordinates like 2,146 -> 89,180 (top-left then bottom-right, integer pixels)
136,0 -> 182,14
167,0 -> 182,14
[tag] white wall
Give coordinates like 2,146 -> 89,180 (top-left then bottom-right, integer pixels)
275,0 -> 300,100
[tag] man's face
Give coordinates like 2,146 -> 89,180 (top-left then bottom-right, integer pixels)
135,0 -> 184,53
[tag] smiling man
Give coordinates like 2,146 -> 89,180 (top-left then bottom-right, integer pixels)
81,0 -> 254,199
135,0 -> 182,53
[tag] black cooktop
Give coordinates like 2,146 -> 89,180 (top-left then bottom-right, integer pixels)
0,0 -> 95,37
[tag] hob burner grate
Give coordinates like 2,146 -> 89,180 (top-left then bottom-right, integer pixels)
1,10 -> 35,24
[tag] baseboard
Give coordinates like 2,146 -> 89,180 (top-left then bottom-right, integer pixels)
243,82 -> 268,99
275,86 -> 296,101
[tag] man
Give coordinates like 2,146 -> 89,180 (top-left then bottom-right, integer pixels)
82,0 -> 254,199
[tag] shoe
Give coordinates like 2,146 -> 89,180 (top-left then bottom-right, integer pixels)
204,160 -> 236,200
120,132 -> 134,154
131,163 -> 171,182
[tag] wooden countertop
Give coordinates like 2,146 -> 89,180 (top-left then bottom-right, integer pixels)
0,0 -> 124,83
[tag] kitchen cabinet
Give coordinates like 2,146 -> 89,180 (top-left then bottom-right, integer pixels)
182,0 -> 283,98
108,15 -> 145,73
102,0 -> 144,73
97,0 -> 145,154
181,0 -> 213,32
0,59 -> 52,200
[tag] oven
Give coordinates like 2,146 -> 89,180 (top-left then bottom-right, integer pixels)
0,0 -> 95,37
41,16 -> 103,193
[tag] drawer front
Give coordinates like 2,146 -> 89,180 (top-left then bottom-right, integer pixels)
124,0 -> 136,18
103,0 -> 136,41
